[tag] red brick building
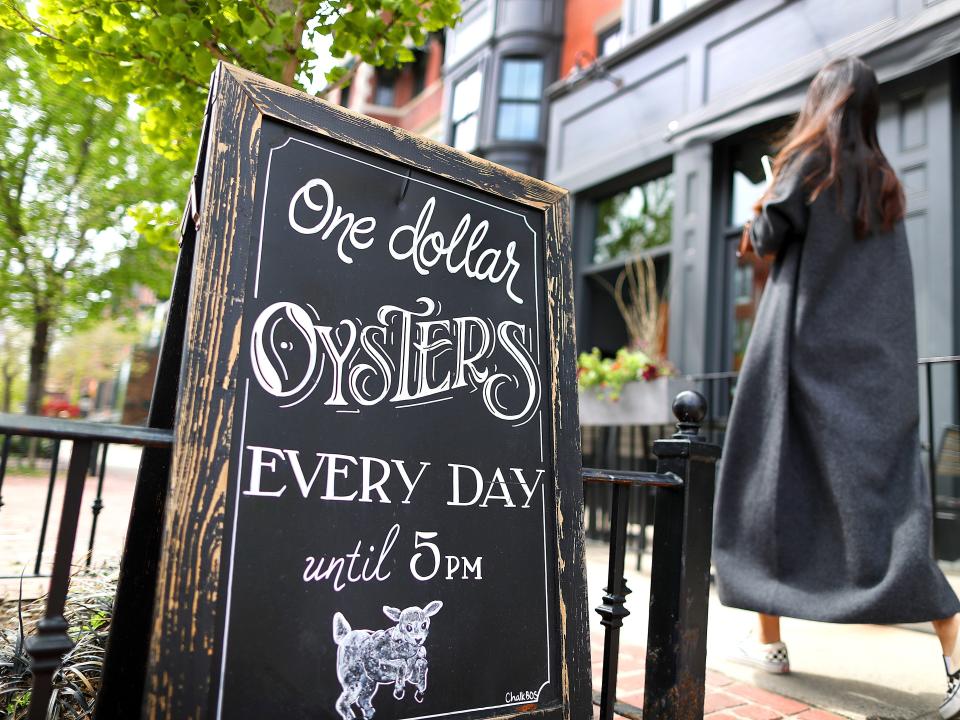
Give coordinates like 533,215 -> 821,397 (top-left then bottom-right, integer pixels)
560,0 -> 623,79
332,36 -> 446,140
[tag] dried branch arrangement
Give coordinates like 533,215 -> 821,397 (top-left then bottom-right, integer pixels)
597,255 -> 666,356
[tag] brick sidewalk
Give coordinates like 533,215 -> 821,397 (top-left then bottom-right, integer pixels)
590,633 -> 847,720
0,445 -> 140,593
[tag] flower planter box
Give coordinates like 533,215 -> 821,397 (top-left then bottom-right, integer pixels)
578,377 -> 686,427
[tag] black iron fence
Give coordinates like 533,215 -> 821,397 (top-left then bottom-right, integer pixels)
0,414 -> 172,720
0,393 -> 722,719
581,356 -> 960,566
0,437 -> 117,581
586,391 -> 719,720
0,356 -> 956,718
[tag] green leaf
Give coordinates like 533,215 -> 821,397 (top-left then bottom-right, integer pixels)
192,46 -> 212,74
0,0 -> 462,164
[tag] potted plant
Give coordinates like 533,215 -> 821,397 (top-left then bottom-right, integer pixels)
578,256 -> 679,426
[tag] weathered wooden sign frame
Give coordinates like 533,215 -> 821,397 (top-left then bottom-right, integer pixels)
144,63 -> 590,719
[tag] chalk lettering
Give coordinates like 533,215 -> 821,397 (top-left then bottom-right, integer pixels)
249,299 -> 540,424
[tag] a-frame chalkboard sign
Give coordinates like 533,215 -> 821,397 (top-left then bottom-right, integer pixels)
141,63 -> 591,719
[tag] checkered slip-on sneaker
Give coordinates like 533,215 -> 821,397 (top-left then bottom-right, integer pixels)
940,657 -> 960,720
729,637 -> 790,674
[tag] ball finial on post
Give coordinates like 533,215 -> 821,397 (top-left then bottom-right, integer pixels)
672,390 -> 707,440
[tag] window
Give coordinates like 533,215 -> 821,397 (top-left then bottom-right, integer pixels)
336,61 -> 356,108
730,168 -> 766,227
338,82 -> 353,108
593,174 -> 674,265
373,68 -> 397,106
447,1 -> 492,65
728,133 -> 770,226
411,48 -> 430,97
598,22 -> 622,57
452,70 -> 482,151
496,58 -> 543,142
719,127 -> 785,370
581,172 -> 674,356
652,0 -> 706,24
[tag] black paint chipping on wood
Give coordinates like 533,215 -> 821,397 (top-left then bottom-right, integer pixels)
95,189 -> 199,719
144,63 -> 591,720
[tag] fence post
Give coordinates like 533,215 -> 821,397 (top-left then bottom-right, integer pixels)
26,439 -> 94,720
596,481 -> 632,720
34,438 -> 61,575
642,391 -> 720,719
0,433 -> 10,515
86,443 -> 109,566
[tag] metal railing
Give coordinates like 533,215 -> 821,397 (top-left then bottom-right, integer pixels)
582,356 -> 960,566
920,356 -> 960,552
0,392 -> 722,720
0,413 -> 172,720
0,437 -> 116,581
2,356 -> 953,718
585,391 -> 720,720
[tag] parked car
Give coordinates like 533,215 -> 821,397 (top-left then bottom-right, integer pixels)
41,393 -> 81,419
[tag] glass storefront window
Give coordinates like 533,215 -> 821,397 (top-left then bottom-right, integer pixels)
452,70 -> 483,151
731,169 -> 766,227
496,58 -> 543,141
723,129 -> 781,370
729,133 -> 772,225
733,264 -> 753,304
593,174 -> 674,265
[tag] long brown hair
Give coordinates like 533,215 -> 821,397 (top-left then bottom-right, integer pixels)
762,57 -> 904,238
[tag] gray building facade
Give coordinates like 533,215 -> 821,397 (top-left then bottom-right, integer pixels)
442,0 -> 565,176
546,0 -> 960,459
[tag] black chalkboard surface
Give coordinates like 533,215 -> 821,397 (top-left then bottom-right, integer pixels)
146,64 -> 590,720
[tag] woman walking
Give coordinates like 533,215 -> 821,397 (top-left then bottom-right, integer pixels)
712,56 -> 960,719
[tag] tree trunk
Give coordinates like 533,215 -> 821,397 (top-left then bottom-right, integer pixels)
268,0 -> 304,86
26,315 -> 51,416
1,368 -> 12,413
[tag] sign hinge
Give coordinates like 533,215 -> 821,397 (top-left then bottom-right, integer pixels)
178,176 -> 202,246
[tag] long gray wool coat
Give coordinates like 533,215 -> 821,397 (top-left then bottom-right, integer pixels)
713,154 -> 960,624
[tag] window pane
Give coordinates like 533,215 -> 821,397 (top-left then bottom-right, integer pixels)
496,102 -> 540,140
373,69 -> 397,107
500,59 -> 543,100
730,170 -> 766,227
733,264 -> 753,303
447,2 -> 492,65
452,71 -> 482,122
374,84 -> 395,107
598,23 -> 622,56
728,133 -> 773,226
593,175 -> 674,264
453,114 -> 478,152
655,0 -> 706,23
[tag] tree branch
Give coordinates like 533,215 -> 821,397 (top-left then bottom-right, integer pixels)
280,1 -> 307,86
316,7 -> 407,96
250,0 -> 277,28
8,4 -> 207,89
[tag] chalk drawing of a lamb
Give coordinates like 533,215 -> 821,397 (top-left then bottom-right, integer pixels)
332,601 -> 443,719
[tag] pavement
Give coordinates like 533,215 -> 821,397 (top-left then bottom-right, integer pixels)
585,542 -> 949,719
0,450 -> 953,718
0,442 -> 142,600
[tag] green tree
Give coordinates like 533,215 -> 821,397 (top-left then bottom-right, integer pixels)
47,318 -> 141,404
0,31 -> 186,414
0,319 -> 28,413
1,0 -> 461,160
